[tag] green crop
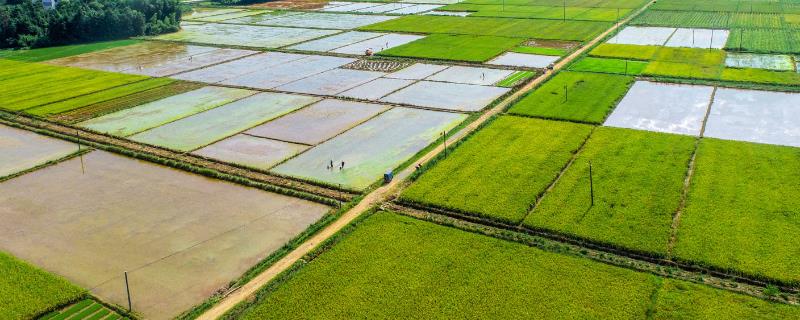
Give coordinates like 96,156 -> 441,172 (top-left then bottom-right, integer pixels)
0,251 -> 85,319
378,34 -> 524,62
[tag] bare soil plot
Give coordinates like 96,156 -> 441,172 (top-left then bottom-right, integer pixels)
331,33 -> 425,55
287,31 -> 385,52
604,81 -> 713,136
221,55 -> 355,89
426,65 -> 514,85
385,63 -> 448,80
271,107 -> 466,190
0,151 -> 330,319
0,124 -> 77,178
246,99 -> 390,145
79,86 -> 256,136
156,23 -> 340,48
704,88 -> 800,148
321,2 -> 386,12
183,8 -> 244,20
488,52 -> 559,68
129,92 -> 320,151
48,42 -> 220,74
172,52 -> 309,84
238,12 -> 398,29
193,134 -> 309,171
724,53 -> 795,71
608,26 -> 676,45
665,28 -> 729,49
337,77 -> 415,100
189,10 -> 267,22
275,68 -> 386,95
381,81 -> 510,111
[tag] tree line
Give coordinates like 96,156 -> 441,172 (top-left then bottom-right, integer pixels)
0,0 -> 182,49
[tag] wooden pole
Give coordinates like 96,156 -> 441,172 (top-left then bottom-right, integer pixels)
124,271 -> 132,311
589,161 -> 594,206
77,130 -> 84,174
564,84 -> 568,103
625,60 -> 628,75
442,132 -> 447,157
563,0 -> 566,21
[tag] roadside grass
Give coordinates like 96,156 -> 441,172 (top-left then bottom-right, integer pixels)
400,116 -> 593,224
589,43 -> 660,60
569,57 -> 648,75
233,212 -> 661,320
360,15 -> 610,41
673,139 -> 800,285
378,34 -> 524,62
508,71 -> 633,123
720,67 -> 800,85
0,39 -> 139,62
512,45 -> 567,56
0,251 -> 85,319
497,70 -> 536,87
26,78 -> 175,116
523,128 -> 696,255
0,60 -> 149,112
48,81 -> 206,124
651,280 -> 800,319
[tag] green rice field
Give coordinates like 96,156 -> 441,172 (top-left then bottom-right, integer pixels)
378,34 -> 524,62
0,251 -> 85,319
0,40 -> 139,62
569,57 -> 649,74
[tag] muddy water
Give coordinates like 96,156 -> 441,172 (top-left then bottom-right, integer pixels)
0,124 -> 77,177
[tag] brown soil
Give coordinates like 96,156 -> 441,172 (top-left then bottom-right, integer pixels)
248,0 -> 332,10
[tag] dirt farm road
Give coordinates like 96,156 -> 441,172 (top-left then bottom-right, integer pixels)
197,2 -> 654,318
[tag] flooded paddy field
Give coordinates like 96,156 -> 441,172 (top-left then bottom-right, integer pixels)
0,124 -> 77,178
156,22 -> 340,48
0,150 -> 330,319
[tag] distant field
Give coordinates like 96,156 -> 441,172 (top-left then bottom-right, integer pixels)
440,4 -> 632,22
508,71 -> 634,123
0,40 -> 139,62
401,116 -> 592,224
230,212 -> 800,319
524,128 -> 695,254
0,251 -> 85,319
673,139 -> 800,285
378,34 -> 524,62
360,15 -> 611,41
569,57 -> 648,75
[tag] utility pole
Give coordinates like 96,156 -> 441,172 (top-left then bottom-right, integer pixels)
124,271 -> 132,312
589,161 -> 594,206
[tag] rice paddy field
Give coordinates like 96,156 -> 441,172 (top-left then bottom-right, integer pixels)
2,0 -> 800,318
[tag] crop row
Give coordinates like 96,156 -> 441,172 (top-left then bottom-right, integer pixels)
651,0 -> 800,14
633,10 -> 789,29
462,0 -> 649,9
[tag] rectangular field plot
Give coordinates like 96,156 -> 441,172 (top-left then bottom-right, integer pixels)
172,52 -> 310,84
288,31 -> 385,52
352,3 -> 416,13
0,251 -> 85,320
25,78 -> 175,117
488,52 -> 559,68
322,2 -> 386,12
607,26 -> 676,45
604,81 -> 713,136
673,139 -> 800,284
55,44 -> 256,77
724,53 -> 795,71
401,117 -> 593,224
272,107 -> 466,190
508,71 -> 634,123
275,68 -> 385,95
331,33 -> 425,55
246,99 -> 390,145
221,55 -> 355,89
156,23 -> 340,48
235,12 -> 398,29
184,8 -> 244,20
337,78 -> 415,100
381,81 -> 510,111
188,10 -> 266,22
378,34 -> 524,62
426,65 -> 514,85
524,128 -> 695,254
0,124 -> 76,178
0,151 -> 330,319
79,86 -> 256,136
193,134 -> 309,171
569,57 -> 648,75
385,63 -> 448,80
235,212 -> 660,319
664,28 -> 729,49
130,93 -> 320,151
704,88 -> 800,148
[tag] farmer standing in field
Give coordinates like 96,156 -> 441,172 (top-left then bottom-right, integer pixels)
340,161 -> 345,170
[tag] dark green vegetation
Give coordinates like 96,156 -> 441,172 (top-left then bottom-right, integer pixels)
512,45 -> 567,56
569,57 -> 648,75
229,212 -> 800,319
27,78 -> 175,116
0,251 -> 85,319
0,0 -> 180,49
361,15 -> 611,41
0,59 -> 150,112
401,116 -> 593,224
590,43 -> 660,60
233,212 -> 661,319
0,39 -> 139,62
508,71 -> 634,123
378,34 -> 524,62
673,139 -> 800,285
439,3 -> 633,22
40,299 -> 126,320
524,128 -> 695,254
